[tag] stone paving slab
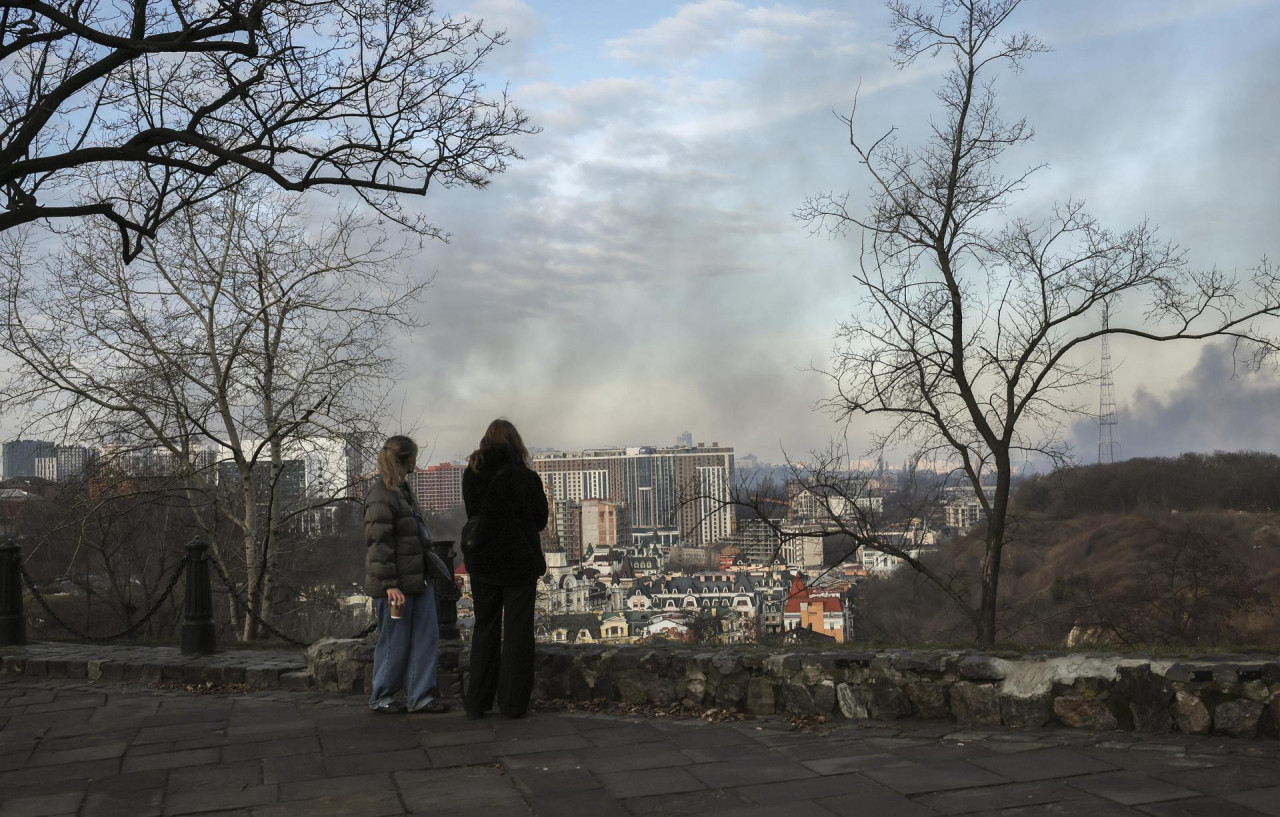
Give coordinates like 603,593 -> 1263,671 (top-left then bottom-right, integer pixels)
2,677 -> 1280,816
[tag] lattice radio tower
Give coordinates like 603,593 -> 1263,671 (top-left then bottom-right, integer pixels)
1097,303 -> 1121,464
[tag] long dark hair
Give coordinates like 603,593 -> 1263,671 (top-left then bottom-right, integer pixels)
377,435 -> 418,488
468,418 -> 529,472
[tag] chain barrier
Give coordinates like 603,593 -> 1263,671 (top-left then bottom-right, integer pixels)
205,555 -> 311,647
18,556 -> 189,642
19,552 -> 406,647
206,556 -> 382,644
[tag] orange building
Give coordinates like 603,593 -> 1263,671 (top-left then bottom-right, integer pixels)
782,574 -> 848,642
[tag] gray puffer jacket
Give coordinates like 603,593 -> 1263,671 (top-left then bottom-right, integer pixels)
363,480 -> 427,597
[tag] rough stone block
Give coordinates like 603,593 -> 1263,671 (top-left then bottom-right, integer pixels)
905,681 -> 950,720
1172,691 -> 1211,735
958,655 -> 1007,681
1053,695 -> 1118,731
950,681 -> 1001,725
683,677 -> 706,706
335,660 -> 363,694
836,683 -> 869,720
866,677 -> 910,720
1114,664 -> 1174,732
1129,701 -> 1173,733
1213,698 -> 1264,738
813,681 -> 836,715
1240,680 -> 1270,703
617,676 -> 649,707
715,671 -> 748,709
892,650 -> 949,674
712,649 -> 744,677
647,676 -> 676,706
1267,691 -> 1280,737
1000,693 -> 1051,728
279,671 -> 313,691
746,678 -> 775,716
782,683 -> 816,716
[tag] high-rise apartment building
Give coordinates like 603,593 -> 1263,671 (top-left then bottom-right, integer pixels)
2,440 -> 56,480
96,443 -> 219,479
579,498 -> 632,553
407,462 -> 465,512
55,445 -> 96,481
34,457 -> 58,481
548,499 -> 583,561
720,517 -> 783,565
532,443 -> 734,547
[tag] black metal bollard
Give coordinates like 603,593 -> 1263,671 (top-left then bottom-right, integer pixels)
0,539 -> 25,646
181,538 -> 217,655
432,539 -> 460,640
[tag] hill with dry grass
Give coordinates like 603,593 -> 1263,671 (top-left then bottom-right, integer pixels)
858,455 -> 1280,650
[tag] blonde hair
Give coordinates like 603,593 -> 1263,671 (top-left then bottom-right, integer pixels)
468,418 -> 529,472
377,435 -> 418,488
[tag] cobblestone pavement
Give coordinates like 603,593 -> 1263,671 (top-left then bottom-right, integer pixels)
1,677 -> 1279,817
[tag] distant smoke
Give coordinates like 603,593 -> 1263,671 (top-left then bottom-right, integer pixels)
1071,342 -> 1280,460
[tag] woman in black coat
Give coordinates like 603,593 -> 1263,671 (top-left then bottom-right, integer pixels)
462,418 -> 548,719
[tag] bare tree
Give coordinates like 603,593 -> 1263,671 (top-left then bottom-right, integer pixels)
0,178 -> 422,639
0,0 -> 535,260
798,0 -> 1280,645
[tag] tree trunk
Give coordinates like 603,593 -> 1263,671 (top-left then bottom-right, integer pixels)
240,477 -> 260,641
977,460 -> 1013,647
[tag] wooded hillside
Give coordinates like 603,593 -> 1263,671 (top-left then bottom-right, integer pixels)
859,454 -> 1280,649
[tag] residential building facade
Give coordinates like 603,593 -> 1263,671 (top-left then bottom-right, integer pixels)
944,498 -> 985,530
408,462 -> 465,512
533,443 -> 734,547
1,440 -> 55,480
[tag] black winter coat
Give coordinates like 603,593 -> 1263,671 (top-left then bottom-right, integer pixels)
462,446 -> 549,584
363,480 -> 428,597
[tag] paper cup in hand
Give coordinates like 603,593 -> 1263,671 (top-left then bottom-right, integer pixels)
389,601 -> 403,619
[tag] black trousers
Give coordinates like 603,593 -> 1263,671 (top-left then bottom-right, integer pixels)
466,578 -> 537,718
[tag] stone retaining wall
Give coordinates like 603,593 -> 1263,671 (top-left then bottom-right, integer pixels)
1,642 -> 309,689
305,642 -> 1280,738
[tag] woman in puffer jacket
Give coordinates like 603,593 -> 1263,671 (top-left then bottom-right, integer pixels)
363,435 -> 450,714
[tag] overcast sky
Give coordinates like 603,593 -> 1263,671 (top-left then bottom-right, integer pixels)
10,1 -> 1275,468
385,0 -> 1280,466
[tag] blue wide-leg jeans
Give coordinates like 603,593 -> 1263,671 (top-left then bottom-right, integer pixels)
369,585 -> 439,711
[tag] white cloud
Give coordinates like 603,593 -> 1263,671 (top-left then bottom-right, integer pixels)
605,1 -> 856,68
461,0 -> 547,76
